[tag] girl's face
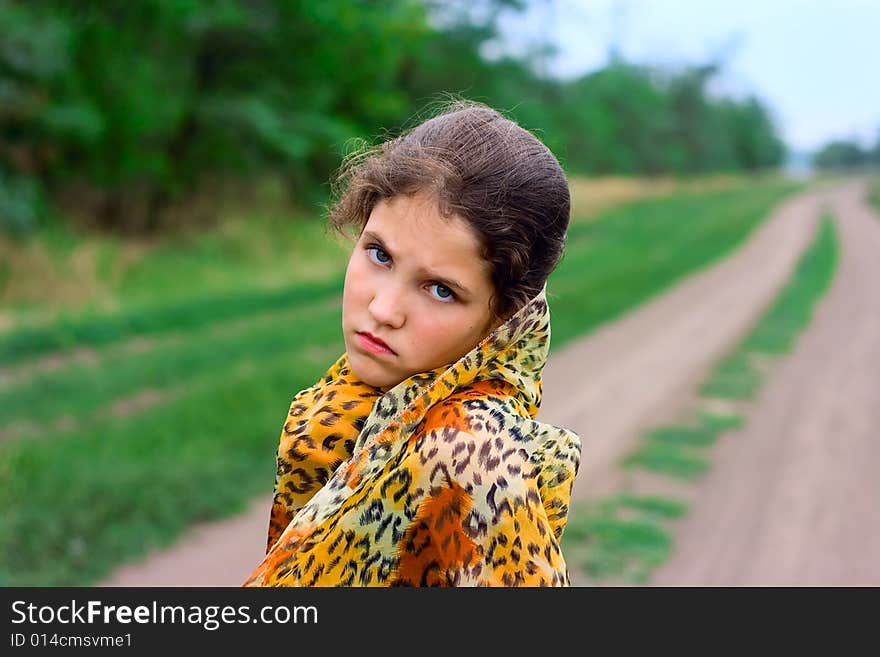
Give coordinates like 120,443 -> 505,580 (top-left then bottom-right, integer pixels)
342,192 -> 502,391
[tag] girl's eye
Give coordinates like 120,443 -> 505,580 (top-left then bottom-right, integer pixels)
365,245 -> 454,302
429,283 -> 455,302
366,246 -> 391,265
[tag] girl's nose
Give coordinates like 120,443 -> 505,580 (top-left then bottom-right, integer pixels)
368,284 -> 405,328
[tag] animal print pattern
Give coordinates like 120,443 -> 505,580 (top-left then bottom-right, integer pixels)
245,284 -> 582,586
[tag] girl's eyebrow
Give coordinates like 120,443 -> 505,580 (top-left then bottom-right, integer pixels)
362,230 -> 470,295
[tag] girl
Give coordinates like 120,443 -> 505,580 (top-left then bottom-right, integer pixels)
243,99 -> 582,587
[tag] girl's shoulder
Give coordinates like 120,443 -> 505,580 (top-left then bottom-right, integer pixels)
419,379 -> 581,455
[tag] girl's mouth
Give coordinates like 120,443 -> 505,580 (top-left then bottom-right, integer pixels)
357,332 -> 395,356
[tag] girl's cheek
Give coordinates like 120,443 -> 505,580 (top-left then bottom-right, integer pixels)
345,257 -> 368,289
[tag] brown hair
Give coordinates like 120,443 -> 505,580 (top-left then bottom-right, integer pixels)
326,98 -> 570,320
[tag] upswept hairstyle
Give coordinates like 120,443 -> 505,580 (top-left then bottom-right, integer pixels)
326,99 -> 570,320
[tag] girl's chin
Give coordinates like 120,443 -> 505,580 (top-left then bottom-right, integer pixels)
348,354 -> 401,390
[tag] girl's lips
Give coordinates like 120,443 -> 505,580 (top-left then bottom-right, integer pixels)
357,332 -> 395,356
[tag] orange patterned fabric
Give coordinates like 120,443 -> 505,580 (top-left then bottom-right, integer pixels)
244,285 -> 581,586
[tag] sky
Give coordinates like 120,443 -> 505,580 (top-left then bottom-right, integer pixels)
490,0 -> 880,154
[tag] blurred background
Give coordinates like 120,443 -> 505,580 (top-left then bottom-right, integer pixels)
1,0 -> 878,587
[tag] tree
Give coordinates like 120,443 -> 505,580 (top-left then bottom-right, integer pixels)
812,140 -> 869,170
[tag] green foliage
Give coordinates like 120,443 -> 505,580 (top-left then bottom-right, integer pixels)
1,0 -> 425,233
812,140 -> 872,170
719,97 -> 788,172
553,63 -> 785,176
0,170 -> 48,235
1,0 -> 788,236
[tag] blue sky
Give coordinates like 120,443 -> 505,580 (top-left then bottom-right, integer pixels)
490,0 -> 880,154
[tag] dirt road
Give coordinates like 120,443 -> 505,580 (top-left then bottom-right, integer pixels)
539,186 -> 823,500
650,180 -> 880,586
101,182 -> 830,587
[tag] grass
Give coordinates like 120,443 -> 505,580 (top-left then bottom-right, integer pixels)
699,351 -> 763,399
624,444 -> 710,481
623,412 -> 743,481
561,494 -> 688,585
0,177 -> 349,320
0,175 -> 804,585
0,347 -> 346,586
567,172 -> 746,221
868,176 -> 880,215
549,178 -> 803,347
700,214 -> 839,399
0,299 -> 343,433
644,412 -> 744,447
0,278 -> 343,369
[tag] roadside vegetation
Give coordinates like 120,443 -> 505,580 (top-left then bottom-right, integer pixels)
869,176 -> 880,214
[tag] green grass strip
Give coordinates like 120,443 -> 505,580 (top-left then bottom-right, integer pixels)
0,301 -> 343,430
0,276 -> 343,368
868,176 -> 880,215
744,216 -> 839,353
561,495 -> 688,585
700,351 -> 763,399
643,412 -> 743,447
615,493 -> 689,519
623,444 -> 709,480
623,411 -> 743,480
700,213 -> 838,398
